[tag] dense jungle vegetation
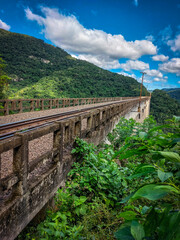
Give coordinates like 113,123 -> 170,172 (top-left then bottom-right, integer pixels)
150,90 -> 180,124
162,88 -> 180,102
0,29 -> 148,99
0,56 -> 9,99
18,116 -> 180,240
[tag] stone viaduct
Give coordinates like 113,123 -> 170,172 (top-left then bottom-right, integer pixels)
0,96 -> 150,240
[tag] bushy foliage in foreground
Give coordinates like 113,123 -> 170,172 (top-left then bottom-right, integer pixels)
18,116 -> 180,240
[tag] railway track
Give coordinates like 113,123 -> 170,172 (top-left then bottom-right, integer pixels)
0,99 -> 136,140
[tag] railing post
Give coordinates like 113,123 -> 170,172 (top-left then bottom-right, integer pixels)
11,100 -> 16,111
41,100 -> 44,110
4,100 -> 9,115
49,99 -> 52,109
19,100 -> 23,113
31,100 -> 34,111
63,99 -> 65,108
56,99 -> 59,108
13,134 -> 29,195
35,99 -> 40,109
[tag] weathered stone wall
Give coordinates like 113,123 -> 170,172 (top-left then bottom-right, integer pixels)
0,97 -> 150,240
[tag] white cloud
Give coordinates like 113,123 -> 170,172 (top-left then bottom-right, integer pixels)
178,81 -> 180,84
25,7 -> 157,69
154,77 -> 167,82
25,8 -> 44,25
71,54 -> 78,59
77,54 -> 120,69
143,79 -> 152,84
159,25 -> 172,43
138,75 -> 152,84
154,78 -> 161,82
145,35 -> 154,42
146,69 -> 163,78
118,72 -> 136,79
152,54 -> 169,62
0,19 -> 10,30
159,58 -> 180,76
119,60 -> 149,71
167,34 -> 180,52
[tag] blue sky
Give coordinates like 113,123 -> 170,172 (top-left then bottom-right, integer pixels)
0,0 -> 180,90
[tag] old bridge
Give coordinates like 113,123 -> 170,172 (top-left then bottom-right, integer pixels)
0,96 -> 150,240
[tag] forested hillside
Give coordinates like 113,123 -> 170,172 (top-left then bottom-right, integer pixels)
0,29 -> 148,99
162,88 -> 180,102
150,89 -> 180,124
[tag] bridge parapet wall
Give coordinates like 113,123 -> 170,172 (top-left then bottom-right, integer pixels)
0,97 -> 150,240
0,97 -> 136,115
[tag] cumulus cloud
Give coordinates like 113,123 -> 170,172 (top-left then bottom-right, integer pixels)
153,77 -> 167,82
118,72 -> 136,79
77,54 -> 120,69
178,81 -> 180,84
0,19 -> 10,30
154,78 -> 161,82
159,58 -> 180,76
118,65 -> 165,84
25,8 -> 44,25
152,54 -> 169,62
119,60 -> 149,71
167,34 -> 180,52
25,7 -> 157,69
143,79 -> 152,84
146,69 -> 163,78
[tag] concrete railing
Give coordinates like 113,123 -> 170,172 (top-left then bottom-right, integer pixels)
0,97 -> 150,240
0,97 -> 134,115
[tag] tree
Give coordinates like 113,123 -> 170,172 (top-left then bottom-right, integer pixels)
0,57 -> 10,99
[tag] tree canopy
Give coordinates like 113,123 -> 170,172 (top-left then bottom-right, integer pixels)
0,29 -> 148,99
150,89 -> 180,124
0,57 -> 10,99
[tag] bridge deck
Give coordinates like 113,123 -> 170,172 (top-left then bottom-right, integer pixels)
0,100 -> 126,179
0,100 -> 126,125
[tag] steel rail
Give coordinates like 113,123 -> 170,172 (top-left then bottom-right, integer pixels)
0,98 -> 139,140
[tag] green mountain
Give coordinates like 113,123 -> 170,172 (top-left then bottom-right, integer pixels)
0,29 -> 148,99
162,88 -> 180,102
150,89 -> 180,124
